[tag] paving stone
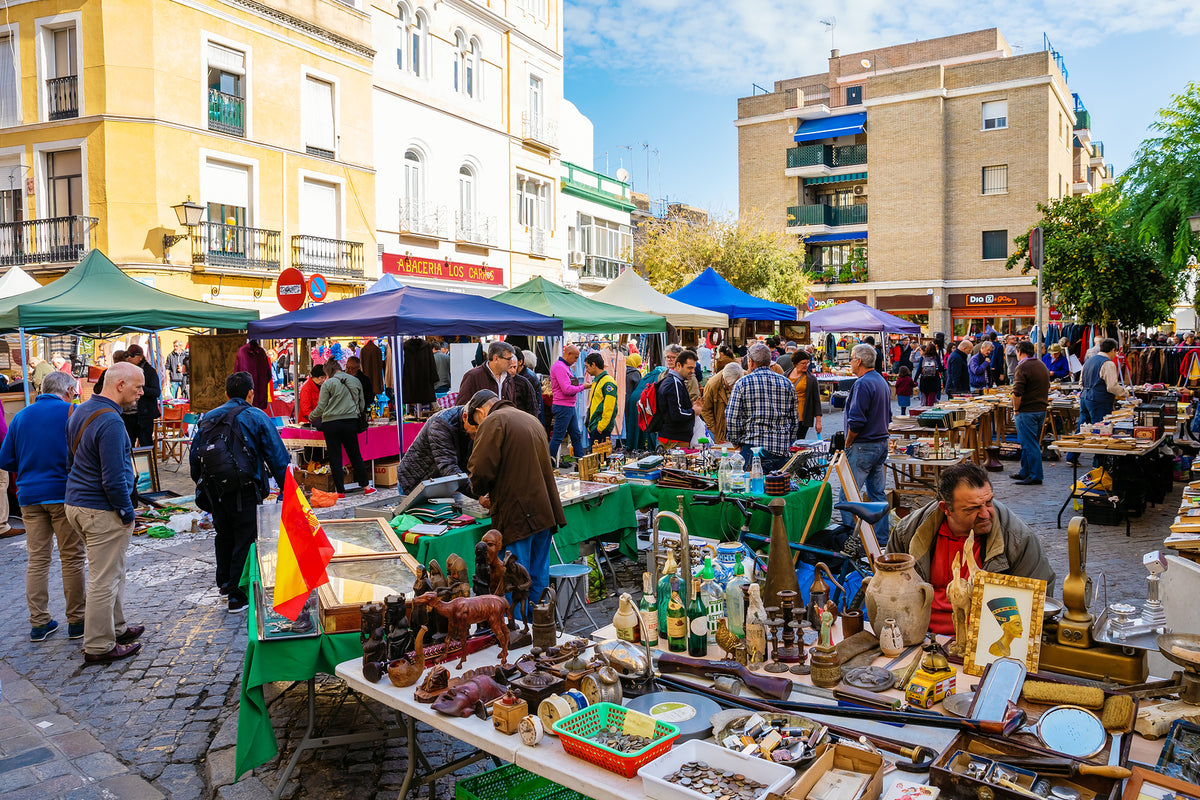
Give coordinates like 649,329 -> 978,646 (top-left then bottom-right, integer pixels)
0,737 -> 41,758
217,776 -> 273,800
52,732 -> 104,759
12,698 -> 55,718
31,757 -> 76,781
210,713 -> 239,751
156,763 -> 205,800
0,768 -> 36,794
206,746 -> 237,790
0,773 -> 85,800
94,773 -> 165,800
30,714 -> 78,736
70,752 -> 127,779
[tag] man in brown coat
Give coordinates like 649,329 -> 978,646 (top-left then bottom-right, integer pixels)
467,399 -> 565,614
700,361 -> 743,443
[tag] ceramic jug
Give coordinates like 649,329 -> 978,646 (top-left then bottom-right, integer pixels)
864,553 -> 934,646
714,542 -> 751,587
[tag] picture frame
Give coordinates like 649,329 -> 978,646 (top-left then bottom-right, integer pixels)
131,446 -> 160,495
1122,765 -> 1200,800
831,451 -> 884,562
1157,721 -> 1200,783
961,571 -> 1046,677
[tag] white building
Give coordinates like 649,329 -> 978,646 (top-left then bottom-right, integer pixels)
369,0 -> 565,295
558,101 -> 633,296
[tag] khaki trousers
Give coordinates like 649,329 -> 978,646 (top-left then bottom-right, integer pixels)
66,505 -> 132,655
24,503 -> 86,627
0,470 -> 10,531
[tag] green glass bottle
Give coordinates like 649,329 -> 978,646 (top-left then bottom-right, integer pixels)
639,572 -> 659,647
666,586 -> 687,652
688,577 -> 708,657
656,550 -> 678,639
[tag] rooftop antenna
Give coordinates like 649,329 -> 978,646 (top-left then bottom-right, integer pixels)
820,16 -> 837,52
618,145 -> 634,190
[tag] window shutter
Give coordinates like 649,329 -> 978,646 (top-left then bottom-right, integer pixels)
304,77 -> 335,152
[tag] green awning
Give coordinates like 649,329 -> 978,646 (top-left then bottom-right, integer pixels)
493,277 -> 667,334
803,172 -> 868,186
0,250 -> 260,334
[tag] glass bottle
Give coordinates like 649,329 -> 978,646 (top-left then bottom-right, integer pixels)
749,448 -> 765,494
656,550 -> 678,639
666,586 -> 687,652
699,557 -> 724,645
614,593 -> 640,643
639,572 -> 659,647
745,583 -> 769,664
729,450 -> 746,492
717,454 -> 732,493
725,559 -> 749,638
688,577 -> 708,656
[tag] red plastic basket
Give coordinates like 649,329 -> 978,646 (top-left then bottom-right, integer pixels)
551,702 -> 680,778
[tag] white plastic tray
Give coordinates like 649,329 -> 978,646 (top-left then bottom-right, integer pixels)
638,739 -> 796,800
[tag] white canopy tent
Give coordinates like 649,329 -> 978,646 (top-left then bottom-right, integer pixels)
591,269 -> 729,329
0,267 -> 41,299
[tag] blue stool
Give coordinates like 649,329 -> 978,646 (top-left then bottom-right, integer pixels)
548,562 -> 598,634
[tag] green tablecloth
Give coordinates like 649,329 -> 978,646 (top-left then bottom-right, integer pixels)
236,546 -> 360,780
626,482 -> 832,543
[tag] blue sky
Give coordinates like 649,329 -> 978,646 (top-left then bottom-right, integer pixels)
563,2 -> 1200,216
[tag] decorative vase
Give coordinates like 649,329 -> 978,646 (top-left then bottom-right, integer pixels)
864,553 -> 934,646
878,618 -> 904,657
714,542 -> 750,588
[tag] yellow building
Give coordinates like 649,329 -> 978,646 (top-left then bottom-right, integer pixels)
0,0 -> 377,313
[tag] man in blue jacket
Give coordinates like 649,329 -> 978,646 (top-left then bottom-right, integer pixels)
0,371 -> 86,643
191,371 -> 290,613
842,343 -> 892,547
946,339 -> 972,395
66,361 -> 144,665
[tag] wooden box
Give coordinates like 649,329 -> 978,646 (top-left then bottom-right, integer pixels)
316,553 -> 422,633
784,743 -> 884,800
297,468 -> 335,493
373,458 -> 400,488
930,731 -> 1122,800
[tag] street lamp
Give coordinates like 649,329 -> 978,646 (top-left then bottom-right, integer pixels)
1188,214 -> 1200,234
162,196 -> 205,263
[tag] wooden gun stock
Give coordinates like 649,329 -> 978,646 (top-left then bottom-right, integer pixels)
655,652 -> 793,701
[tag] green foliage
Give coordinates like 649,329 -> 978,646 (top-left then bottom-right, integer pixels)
638,210 -> 810,307
1118,81 -> 1200,271
1006,192 -> 1180,328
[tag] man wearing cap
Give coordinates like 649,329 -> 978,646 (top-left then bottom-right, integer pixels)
1042,343 -> 1071,381
398,390 -> 497,494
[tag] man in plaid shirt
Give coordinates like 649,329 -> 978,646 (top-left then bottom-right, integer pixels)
724,342 -> 798,473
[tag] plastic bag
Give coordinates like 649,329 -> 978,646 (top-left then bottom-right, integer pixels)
309,488 -> 339,508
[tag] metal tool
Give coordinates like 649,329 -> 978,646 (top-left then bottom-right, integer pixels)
966,749 -> 1131,779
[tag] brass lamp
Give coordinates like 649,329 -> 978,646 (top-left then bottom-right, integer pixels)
162,196 -> 205,263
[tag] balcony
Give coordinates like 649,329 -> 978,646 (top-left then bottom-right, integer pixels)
785,143 -> 867,178
521,112 -> 558,152
0,216 -> 97,269
787,203 -> 868,232
47,76 -> 78,120
578,255 -> 627,285
529,227 -> 547,257
191,221 -> 281,273
291,235 -> 364,280
400,200 -> 445,239
1090,141 -> 1105,166
454,212 -> 498,247
207,88 -> 245,136
806,263 -> 868,285
561,163 -> 635,211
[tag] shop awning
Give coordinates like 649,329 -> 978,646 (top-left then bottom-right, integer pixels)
803,172 -> 868,185
793,112 -> 866,143
804,232 -> 869,244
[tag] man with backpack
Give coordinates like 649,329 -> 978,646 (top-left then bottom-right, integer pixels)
190,371 -> 290,613
656,349 -> 699,449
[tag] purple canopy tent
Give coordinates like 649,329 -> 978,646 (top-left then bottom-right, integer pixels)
801,300 -> 921,334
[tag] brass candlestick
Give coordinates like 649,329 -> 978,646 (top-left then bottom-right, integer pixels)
764,619 -> 790,673
776,590 -> 801,663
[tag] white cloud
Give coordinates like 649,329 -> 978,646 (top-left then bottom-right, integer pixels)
564,0 -> 1200,89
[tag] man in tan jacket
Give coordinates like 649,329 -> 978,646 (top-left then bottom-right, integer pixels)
468,399 -> 566,616
700,362 -> 743,443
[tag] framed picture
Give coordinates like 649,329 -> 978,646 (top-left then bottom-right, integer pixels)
1157,721 -> 1200,783
962,571 -> 1046,676
131,446 -> 159,495
780,321 -> 811,343
1123,766 -> 1200,800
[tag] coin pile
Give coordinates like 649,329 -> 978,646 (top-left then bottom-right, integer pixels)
586,724 -> 656,753
663,761 -> 768,799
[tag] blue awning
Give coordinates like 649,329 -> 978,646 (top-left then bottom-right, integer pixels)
804,232 -> 868,244
794,112 -> 866,143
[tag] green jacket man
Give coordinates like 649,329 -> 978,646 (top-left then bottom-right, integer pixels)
583,353 -> 618,443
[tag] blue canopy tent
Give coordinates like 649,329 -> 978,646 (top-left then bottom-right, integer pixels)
668,268 -> 796,321
364,273 -> 405,294
801,300 -> 920,334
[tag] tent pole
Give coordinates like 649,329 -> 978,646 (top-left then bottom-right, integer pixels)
292,339 -> 300,422
18,326 -> 29,405
392,336 -> 405,456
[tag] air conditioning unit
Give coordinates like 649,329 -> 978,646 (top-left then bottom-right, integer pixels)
853,185 -> 866,195
568,250 -> 585,266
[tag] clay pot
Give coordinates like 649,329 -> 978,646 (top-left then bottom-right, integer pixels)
864,553 -> 934,646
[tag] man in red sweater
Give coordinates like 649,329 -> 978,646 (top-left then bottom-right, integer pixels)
297,364 -> 326,423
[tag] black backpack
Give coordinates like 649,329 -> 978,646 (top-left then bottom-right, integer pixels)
195,405 -> 257,495
919,357 -> 940,379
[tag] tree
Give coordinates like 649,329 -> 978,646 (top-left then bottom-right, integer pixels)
637,210 -> 811,307
1118,81 -> 1200,271
1006,191 -> 1180,328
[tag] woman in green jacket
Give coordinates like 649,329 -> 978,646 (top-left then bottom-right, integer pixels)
310,360 -> 375,497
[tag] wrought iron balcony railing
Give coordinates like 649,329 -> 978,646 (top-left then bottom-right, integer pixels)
191,221 -> 281,272
0,216 -> 97,267
291,235 -> 363,278
47,76 -> 78,120
207,88 -> 245,136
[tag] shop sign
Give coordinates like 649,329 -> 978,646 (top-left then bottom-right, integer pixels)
949,291 -> 1036,309
968,293 -> 1018,306
810,296 -> 865,309
382,253 -> 504,286
276,267 -> 307,312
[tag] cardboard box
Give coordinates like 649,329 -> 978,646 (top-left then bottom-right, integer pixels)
785,743 -> 884,800
373,459 -> 399,488
297,468 -> 335,493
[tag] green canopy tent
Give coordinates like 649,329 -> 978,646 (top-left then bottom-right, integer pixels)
493,276 -> 667,334
0,250 -> 260,402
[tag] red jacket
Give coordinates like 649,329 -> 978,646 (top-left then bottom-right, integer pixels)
298,378 -> 320,423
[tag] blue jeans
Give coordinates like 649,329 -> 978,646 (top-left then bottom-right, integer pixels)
1015,411 -> 1045,482
549,405 -> 585,462
738,446 -> 789,476
840,440 -> 890,548
506,528 -> 553,622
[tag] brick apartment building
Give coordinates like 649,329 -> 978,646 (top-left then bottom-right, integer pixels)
737,29 -> 1113,338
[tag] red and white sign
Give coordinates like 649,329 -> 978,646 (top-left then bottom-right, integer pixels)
276,267 -> 307,311
382,253 -> 504,286
1049,305 -> 1062,320
308,273 -> 328,302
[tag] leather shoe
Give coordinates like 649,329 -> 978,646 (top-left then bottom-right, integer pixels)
83,641 -> 142,665
1009,472 -> 1026,480
1014,478 -> 1043,485
116,625 -> 145,645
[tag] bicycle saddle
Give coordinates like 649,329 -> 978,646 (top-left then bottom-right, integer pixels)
833,501 -> 890,525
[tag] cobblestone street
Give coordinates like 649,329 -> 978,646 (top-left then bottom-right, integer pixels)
0,411 -> 1184,799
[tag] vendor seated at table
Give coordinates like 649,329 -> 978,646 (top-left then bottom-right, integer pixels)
886,463 -> 1056,635
396,390 -> 498,494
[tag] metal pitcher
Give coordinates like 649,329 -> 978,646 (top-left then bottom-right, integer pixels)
531,586 -> 557,649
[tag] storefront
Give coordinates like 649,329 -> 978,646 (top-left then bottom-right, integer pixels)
380,253 -> 507,296
877,294 -> 933,334
949,291 -> 1036,339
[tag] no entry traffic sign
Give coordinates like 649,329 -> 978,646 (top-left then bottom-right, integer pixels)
309,273 -> 328,302
276,267 -> 307,311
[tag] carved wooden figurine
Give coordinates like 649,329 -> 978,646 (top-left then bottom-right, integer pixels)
482,530 -> 506,597
473,540 -> 492,599
503,551 -> 532,631
411,591 -> 511,668
446,554 -> 471,601
427,560 -> 450,639
411,565 -> 431,636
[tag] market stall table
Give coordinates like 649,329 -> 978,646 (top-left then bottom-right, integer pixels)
625,482 -> 832,544
887,451 -> 970,496
1049,435 -> 1167,536
278,421 -> 425,463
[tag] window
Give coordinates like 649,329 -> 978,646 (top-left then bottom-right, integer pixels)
458,165 -> 474,222
409,10 -> 427,78
1058,112 -> 1063,140
982,165 -> 1008,195
1058,173 -> 1064,198
517,174 -> 551,230
453,32 -> 479,98
466,39 -> 478,98
0,35 -> 19,127
982,230 -> 1007,261
45,149 -> 82,217
46,26 -> 78,120
528,74 -> 543,130
300,178 -> 341,269
395,3 -> 408,70
203,159 -> 250,257
402,149 -> 423,226
982,100 -> 1007,130
207,43 -> 246,137
514,0 -> 548,19
303,75 -> 336,158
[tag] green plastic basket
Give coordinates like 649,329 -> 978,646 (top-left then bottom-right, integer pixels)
455,763 -> 593,800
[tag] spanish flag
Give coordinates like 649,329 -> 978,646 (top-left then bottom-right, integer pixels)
272,467 -> 335,620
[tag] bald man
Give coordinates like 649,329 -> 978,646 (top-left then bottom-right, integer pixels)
66,361 -> 146,665
549,344 -> 590,463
